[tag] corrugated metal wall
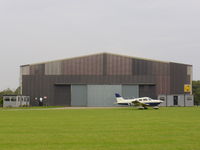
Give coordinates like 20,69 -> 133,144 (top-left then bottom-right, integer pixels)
122,85 -> 139,98
154,62 -> 170,95
45,61 -> 62,75
22,75 -> 48,106
20,65 -> 30,94
185,95 -> 194,106
87,85 -> 121,107
170,63 -> 189,94
21,65 -> 30,75
71,85 -> 87,106
132,59 -> 170,95
62,54 -> 103,75
22,53 -> 192,106
158,94 -> 194,107
106,54 -> 132,75
139,85 -> 156,99
71,84 -> 139,107
54,85 -> 71,106
30,64 -> 45,75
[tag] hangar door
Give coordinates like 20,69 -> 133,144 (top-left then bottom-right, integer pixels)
71,85 -> 87,107
87,85 -> 121,107
122,85 -> 139,98
54,85 -> 71,106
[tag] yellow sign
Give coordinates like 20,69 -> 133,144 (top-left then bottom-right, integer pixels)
184,84 -> 191,93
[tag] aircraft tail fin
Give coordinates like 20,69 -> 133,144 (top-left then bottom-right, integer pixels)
115,93 -> 121,98
115,93 -> 124,103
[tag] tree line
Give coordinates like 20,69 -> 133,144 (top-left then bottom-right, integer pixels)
0,81 -> 200,106
192,81 -> 200,105
0,87 -> 20,106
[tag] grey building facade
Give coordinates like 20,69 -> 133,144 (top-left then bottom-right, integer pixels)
158,94 -> 194,107
3,95 -> 30,107
20,53 -> 193,106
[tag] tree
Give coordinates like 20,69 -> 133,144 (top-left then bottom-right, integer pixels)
14,87 -> 21,95
192,81 -> 200,105
0,88 -> 16,106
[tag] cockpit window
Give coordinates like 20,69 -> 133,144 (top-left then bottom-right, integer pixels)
143,99 -> 148,101
139,99 -> 142,101
159,97 -> 165,101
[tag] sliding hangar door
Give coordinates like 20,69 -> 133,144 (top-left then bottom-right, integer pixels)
53,84 -> 155,106
54,85 -> 71,106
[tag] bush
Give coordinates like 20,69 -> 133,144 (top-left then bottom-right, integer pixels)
193,81 -> 200,105
0,97 -> 3,107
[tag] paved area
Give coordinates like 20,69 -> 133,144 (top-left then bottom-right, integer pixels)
0,106 -> 125,111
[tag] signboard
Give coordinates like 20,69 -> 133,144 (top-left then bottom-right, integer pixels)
184,84 -> 191,93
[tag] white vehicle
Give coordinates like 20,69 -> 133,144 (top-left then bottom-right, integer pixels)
115,93 -> 163,109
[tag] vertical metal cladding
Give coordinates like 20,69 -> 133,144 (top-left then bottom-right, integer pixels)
87,85 -> 121,107
187,65 -> 193,94
21,53 -> 192,106
45,61 -> 62,75
132,59 -> 150,76
153,62 -> 170,95
132,59 -> 153,83
170,63 -> 189,94
132,58 -> 170,95
139,85 -> 156,99
103,54 -> 107,75
122,85 -> 139,98
30,64 -> 45,75
21,65 -> 30,75
20,65 -> 30,94
54,85 -> 71,106
71,85 -> 87,106
62,54 -> 103,75
106,54 -> 132,75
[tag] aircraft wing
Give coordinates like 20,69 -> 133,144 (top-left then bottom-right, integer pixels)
132,101 -> 149,107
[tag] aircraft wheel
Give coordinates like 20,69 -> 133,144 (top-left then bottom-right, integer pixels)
138,107 -> 144,110
153,107 -> 159,109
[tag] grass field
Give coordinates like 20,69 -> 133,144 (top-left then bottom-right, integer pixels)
0,107 -> 200,150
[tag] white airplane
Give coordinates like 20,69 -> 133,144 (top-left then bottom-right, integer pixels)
115,93 -> 163,109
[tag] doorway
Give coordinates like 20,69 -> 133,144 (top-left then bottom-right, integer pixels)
54,84 -> 71,106
173,96 -> 178,106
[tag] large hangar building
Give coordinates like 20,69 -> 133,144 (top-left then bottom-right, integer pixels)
20,53 -> 193,107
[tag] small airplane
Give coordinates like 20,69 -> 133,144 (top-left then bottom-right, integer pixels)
115,93 -> 163,109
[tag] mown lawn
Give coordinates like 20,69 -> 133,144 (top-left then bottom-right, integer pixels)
0,107 -> 200,150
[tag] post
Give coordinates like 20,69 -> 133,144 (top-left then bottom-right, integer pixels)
184,93 -> 186,107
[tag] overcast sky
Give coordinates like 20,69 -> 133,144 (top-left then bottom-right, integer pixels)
0,0 -> 200,90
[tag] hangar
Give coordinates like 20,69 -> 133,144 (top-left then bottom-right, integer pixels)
20,53 -> 193,107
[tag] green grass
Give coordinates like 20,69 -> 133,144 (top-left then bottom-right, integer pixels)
0,106 -> 65,110
0,107 -> 200,150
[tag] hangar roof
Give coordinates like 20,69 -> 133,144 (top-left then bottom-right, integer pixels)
21,52 -> 192,67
